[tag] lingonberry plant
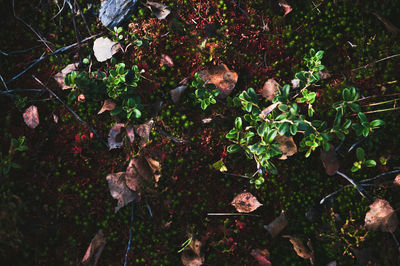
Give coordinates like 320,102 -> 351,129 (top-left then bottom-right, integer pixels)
192,73 -> 220,110
226,49 -> 384,187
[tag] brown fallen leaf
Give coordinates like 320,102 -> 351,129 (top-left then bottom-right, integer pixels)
134,119 -> 154,147
108,123 -> 125,150
181,235 -> 205,266
170,85 -> 187,103
259,102 -> 280,119
125,157 -> 153,192
106,172 -> 138,212
279,0 -> 292,17
98,99 -> 116,114
23,105 -> 39,129
82,229 -> 106,265
53,62 -> 79,90
283,235 -> 314,264
393,174 -> 400,186
318,70 -> 331,80
145,157 -> 162,184
145,1 -> 171,20
198,64 -> 238,99
320,145 -> 339,176
276,135 -> 297,160
231,192 -> 262,213
251,249 -> 272,266
126,126 -> 135,143
261,78 -> 279,101
160,54 -> 174,67
264,211 -> 288,237
365,199 -> 398,233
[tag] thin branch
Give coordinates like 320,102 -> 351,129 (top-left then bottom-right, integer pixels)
155,126 -> 188,143
32,75 -> 109,148
0,74 -> 8,91
351,54 -> 400,72
0,44 -> 44,56
207,212 -> 261,217
0,89 -> 42,94
360,169 -> 400,183
336,171 -> 368,198
348,138 -> 366,153
6,34 -> 98,84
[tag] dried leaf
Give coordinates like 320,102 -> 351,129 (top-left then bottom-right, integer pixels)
170,85 -> 187,103
261,78 -> 279,101
23,105 -> 39,129
365,199 -> 398,233
198,64 -> 238,99
251,249 -> 272,266
145,1 -> 171,20
264,211 -> 288,237
106,172 -> 138,212
93,37 -> 119,62
82,229 -> 106,265
53,113 -> 59,123
160,54 -> 174,67
291,78 -> 300,88
181,236 -> 204,266
126,126 -> 135,143
393,174 -> 400,186
134,119 -> 154,147
259,102 -> 280,119
318,70 -> 331,80
98,99 -> 116,114
320,145 -> 339,176
145,157 -> 162,184
231,192 -> 262,213
283,235 -> 313,260
279,0 -> 292,16
78,94 -> 86,102
276,135 -> 297,160
53,63 -> 79,90
108,123 -> 125,150
125,157 -> 153,191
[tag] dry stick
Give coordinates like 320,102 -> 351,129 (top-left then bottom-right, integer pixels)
69,0 -> 82,61
6,34 -> 98,84
336,171 -> 368,198
352,54 -> 400,71
360,169 -> 400,183
74,0 -> 91,35
208,213 -> 261,217
0,44 -> 43,56
32,75 -> 109,148
0,89 -> 42,94
12,0 -> 54,54
0,74 -> 8,91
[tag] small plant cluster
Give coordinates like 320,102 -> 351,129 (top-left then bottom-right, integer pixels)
226,49 -> 384,187
65,61 -> 143,121
192,73 -> 220,110
1,137 -> 27,176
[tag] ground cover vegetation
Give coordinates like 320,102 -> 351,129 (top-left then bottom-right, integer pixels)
1,0 -> 400,265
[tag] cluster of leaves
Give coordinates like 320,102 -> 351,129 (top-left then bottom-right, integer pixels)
192,73 -> 220,110
0,137 -> 27,176
352,147 -> 376,172
65,61 -> 143,120
226,49 -> 384,187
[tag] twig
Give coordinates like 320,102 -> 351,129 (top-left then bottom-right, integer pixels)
207,212 -> 261,217
74,0 -> 91,36
69,0 -> 82,61
223,172 -> 252,179
360,169 -> 400,183
0,89 -> 42,94
123,202 -> 134,266
351,54 -> 400,72
32,75 -> 109,148
348,138 -> 366,153
12,0 -> 54,53
336,171 -> 368,198
155,126 -> 188,144
7,34 -> 98,84
0,44 -> 43,56
0,74 -> 8,90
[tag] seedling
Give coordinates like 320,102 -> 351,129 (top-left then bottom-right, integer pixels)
192,73 -> 220,110
351,147 -> 376,172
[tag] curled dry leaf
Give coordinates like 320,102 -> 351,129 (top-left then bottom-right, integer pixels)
160,54 -> 174,67
82,229 -> 106,265
126,126 -> 135,143
134,119 -> 154,147
53,62 -> 79,90
261,78 -> 279,101
106,172 -> 138,212
108,123 -> 125,150
145,157 -> 162,184
251,249 -> 272,266
181,236 -> 204,266
264,211 -> 288,237
98,99 -> 116,114
259,102 -> 280,119
125,157 -> 153,191
145,1 -> 171,20
170,85 -> 187,104
365,199 -> 398,233
276,135 -> 297,160
198,64 -> 238,99
320,145 -> 339,176
279,0 -> 292,16
93,37 -> 119,62
393,174 -> 400,186
231,192 -> 262,213
23,105 -> 39,129
283,235 -> 314,263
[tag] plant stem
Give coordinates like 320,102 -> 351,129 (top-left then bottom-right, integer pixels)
336,171 -> 368,198
360,169 -> 400,183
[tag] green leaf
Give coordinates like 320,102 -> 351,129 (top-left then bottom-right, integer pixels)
245,102 -> 252,112
356,147 -> 365,161
212,160 -> 228,172
309,48 -> 316,57
275,114 -> 287,121
10,162 -> 21,169
308,107 -> 314,117
342,88 -> 352,101
267,129 -> 278,143
342,119 -> 352,130
201,101 -> 207,110
315,50 -> 324,60
247,88 -> 258,103
289,124 -> 298,135
351,165 -> 360,172
365,160 -> 376,167
348,103 -> 360,113
226,128 -> 238,139
278,104 -> 289,112
358,112 -> 368,123
235,117 -> 242,130
278,122 -> 290,135
335,131 -> 345,141
133,108 -> 141,118
257,122 -> 268,137
227,144 -> 241,153
362,127 -> 369,137
370,119 -> 384,128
